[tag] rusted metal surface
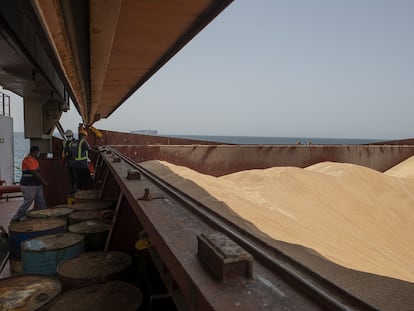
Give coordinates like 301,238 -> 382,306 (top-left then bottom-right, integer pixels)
55,202 -> 113,211
85,130 -> 414,177
88,129 -> 223,147
111,144 -> 414,176
68,220 -> 110,252
0,274 -> 62,310
21,232 -> 84,275
197,232 -> 253,282
27,207 -> 73,226
74,190 -> 102,203
57,251 -> 132,290
38,158 -> 72,207
126,169 -> 141,180
98,150 -> 379,311
48,281 -> 142,311
0,185 -> 20,195
43,131 -> 413,310
106,195 -> 142,254
100,153 -> 319,310
68,210 -> 108,225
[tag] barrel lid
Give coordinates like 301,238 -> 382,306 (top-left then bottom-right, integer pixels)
27,207 -> 74,218
22,232 -> 84,252
74,189 -> 102,200
48,281 -> 142,311
69,210 -> 105,221
9,218 -> 67,233
61,201 -> 112,211
69,220 -> 111,233
0,274 -> 61,310
53,204 -> 75,209
57,251 -> 131,279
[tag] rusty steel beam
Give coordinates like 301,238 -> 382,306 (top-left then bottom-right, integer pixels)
96,151 -> 343,311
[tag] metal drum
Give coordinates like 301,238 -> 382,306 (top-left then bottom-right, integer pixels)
68,220 -> 111,252
27,207 -> 74,224
68,210 -> 110,225
21,233 -> 85,275
56,201 -> 113,211
48,281 -> 142,311
74,189 -> 102,203
0,274 -> 62,310
8,218 -> 67,274
57,251 -> 132,290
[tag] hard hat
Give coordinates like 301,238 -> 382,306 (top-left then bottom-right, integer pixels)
65,129 -> 73,137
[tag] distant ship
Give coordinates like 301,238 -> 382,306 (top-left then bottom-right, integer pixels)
130,129 -> 158,135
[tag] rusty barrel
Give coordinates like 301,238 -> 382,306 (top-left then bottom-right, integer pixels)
27,207 -> 74,225
21,233 -> 85,275
57,251 -> 132,290
74,189 -> 102,203
55,201 -> 113,211
8,218 -> 67,274
68,210 -> 111,225
68,220 -> 111,252
48,281 -> 142,311
0,274 -> 62,310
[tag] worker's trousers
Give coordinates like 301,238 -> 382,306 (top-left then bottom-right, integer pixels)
12,185 -> 47,221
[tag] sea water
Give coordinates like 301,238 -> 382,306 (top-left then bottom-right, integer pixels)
13,132 -> 30,183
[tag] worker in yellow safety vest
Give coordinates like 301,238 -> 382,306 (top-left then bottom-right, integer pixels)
69,128 -> 95,191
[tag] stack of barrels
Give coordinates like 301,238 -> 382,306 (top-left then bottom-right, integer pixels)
1,189 -> 143,310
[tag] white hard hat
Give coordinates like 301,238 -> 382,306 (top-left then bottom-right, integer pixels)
65,129 -> 73,136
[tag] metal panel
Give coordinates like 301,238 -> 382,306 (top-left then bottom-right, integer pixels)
0,115 -> 14,185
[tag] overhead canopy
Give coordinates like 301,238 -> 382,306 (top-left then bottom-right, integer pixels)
0,0 -> 233,125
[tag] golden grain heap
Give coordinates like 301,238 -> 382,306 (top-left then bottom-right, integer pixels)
141,158 -> 414,310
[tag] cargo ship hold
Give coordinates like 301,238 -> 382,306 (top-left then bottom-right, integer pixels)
0,1 -> 413,311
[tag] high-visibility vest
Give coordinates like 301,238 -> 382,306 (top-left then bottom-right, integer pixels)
74,139 -> 88,161
20,155 -> 41,185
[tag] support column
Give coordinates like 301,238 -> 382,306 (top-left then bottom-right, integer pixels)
23,96 -> 63,152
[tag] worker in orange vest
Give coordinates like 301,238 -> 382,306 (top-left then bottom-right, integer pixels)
11,146 -> 47,222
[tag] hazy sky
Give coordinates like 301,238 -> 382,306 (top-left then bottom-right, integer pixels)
7,0 -> 414,139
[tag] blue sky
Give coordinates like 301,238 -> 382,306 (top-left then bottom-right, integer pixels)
8,0 -> 414,139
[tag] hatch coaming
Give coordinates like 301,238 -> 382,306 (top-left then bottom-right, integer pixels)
86,129 -> 414,176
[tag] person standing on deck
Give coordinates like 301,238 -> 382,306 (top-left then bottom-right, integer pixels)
61,129 -> 75,195
69,128 -> 96,191
11,146 -> 48,222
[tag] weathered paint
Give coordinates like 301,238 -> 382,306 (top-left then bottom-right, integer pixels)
0,274 -> 62,310
57,251 -> 131,290
48,281 -> 142,311
21,233 -> 84,275
8,218 -> 67,261
43,129 -> 414,209
68,220 -> 110,252
111,144 -> 414,176
91,130 -> 414,175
